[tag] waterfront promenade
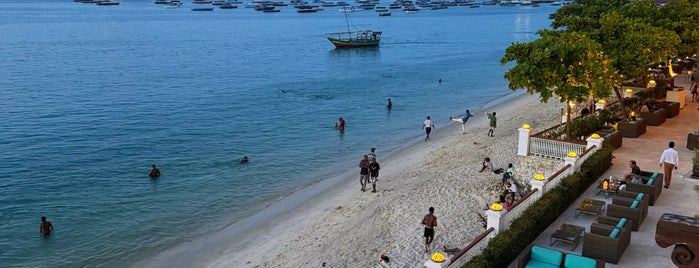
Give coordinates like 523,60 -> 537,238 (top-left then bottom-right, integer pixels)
508,74 -> 699,267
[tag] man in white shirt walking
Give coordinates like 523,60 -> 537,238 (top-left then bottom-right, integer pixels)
659,141 -> 679,189
422,116 -> 434,141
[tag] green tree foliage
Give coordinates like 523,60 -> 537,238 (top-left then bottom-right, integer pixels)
549,0 -> 682,116
549,0 -> 633,31
649,0 -> 699,57
501,30 -> 616,139
596,12 -> 679,80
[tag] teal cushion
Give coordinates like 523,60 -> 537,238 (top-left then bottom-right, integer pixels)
650,172 -> 658,180
630,200 -> 639,208
530,246 -> 563,266
525,260 -> 560,268
609,228 -> 620,238
635,193 -> 644,200
616,218 -> 627,228
647,178 -> 654,185
564,253 -> 598,268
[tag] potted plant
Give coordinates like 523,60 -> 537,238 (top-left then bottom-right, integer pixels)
693,149 -> 699,178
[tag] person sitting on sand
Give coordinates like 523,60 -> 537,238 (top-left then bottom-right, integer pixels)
479,157 -> 494,173
499,181 -> 517,203
149,164 -> 161,178
503,195 -> 514,210
502,163 -> 514,182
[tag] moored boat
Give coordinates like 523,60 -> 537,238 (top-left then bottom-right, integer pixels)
326,7 -> 381,48
192,7 -> 215,10
378,11 -> 391,16
297,7 -> 319,12
96,0 -> 120,5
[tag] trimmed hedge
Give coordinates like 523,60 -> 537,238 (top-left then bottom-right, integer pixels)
462,146 -> 613,268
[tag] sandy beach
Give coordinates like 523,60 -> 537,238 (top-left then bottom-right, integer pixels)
208,91 -> 568,268
141,91 -> 564,268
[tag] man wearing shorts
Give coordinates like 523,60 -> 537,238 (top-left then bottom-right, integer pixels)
422,116 -> 434,141
422,207 -> 437,252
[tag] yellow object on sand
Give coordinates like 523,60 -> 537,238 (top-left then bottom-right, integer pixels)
431,252 -> 445,263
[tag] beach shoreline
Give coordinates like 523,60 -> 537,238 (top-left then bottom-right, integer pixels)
137,90 -> 562,268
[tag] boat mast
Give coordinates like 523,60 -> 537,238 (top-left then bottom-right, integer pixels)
343,7 -> 351,34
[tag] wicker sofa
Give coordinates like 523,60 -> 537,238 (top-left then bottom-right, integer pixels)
653,101 -> 680,118
618,119 -> 647,138
624,171 -> 663,205
595,128 -> 623,149
582,223 -> 631,264
518,244 -> 605,268
640,108 -> 666,126
606,195 -> 648,231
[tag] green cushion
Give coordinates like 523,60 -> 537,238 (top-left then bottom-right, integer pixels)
630,200 -> 639,209
609,228 -> 620,238
635,193 -> 644,200
564,253 -> 598,268
617,218 -> 627,228
647,178 -> 654,185
650,172 -> 658,180
530,246 -> 563,266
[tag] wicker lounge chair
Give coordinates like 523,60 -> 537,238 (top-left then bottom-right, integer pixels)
582,223 -> 631,264
640,108 -> 666,126
606,195 -> 648,231
624,171 -> 663,205
595,215 -> 633,249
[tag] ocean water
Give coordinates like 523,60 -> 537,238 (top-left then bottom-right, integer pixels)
0,1 -> 557,266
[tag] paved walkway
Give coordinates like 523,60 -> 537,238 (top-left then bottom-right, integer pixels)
509,74 -> 699,267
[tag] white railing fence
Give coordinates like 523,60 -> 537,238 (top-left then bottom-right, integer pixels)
530,137 -> 586,160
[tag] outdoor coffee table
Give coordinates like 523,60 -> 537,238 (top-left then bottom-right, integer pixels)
595,181 -> 618,198
575,198 -> 606,218
550,223 -> 585,250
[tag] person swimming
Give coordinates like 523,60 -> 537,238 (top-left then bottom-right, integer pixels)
149,164 -> 161,178
241,156 -> 249,164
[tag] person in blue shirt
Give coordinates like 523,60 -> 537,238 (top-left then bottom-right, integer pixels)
449,109 -> 473,134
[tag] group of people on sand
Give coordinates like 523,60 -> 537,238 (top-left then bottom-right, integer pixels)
479,157 -> 518,209
358,147 -> 380,193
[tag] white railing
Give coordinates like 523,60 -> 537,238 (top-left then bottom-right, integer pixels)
530,137 -> 585,160
447,227 -> 495,267
546,164 -> 572,190
578,145 -> 597,164
503,189 -> 539,229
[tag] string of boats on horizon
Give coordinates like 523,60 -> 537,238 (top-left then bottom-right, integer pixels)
73,0 -> 569,13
